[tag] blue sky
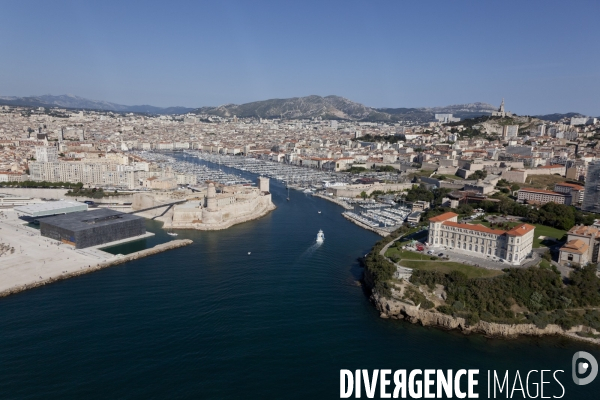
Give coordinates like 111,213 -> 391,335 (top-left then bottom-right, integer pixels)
1,0 -> 599,115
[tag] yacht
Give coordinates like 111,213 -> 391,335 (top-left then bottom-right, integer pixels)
316,229 -> 325,243
167,232 -> 178,237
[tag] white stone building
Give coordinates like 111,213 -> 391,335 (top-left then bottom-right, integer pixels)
427,212 -> 535,265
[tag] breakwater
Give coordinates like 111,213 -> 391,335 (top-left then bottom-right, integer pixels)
0,239 -> 192,298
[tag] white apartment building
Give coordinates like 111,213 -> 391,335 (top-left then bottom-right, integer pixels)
427,212 -> 535,265
517,188 -> 570,205
176,173 -> 197,185
35,145 -> 58,162
502,125 -> 519,139
29,161 -> 137,189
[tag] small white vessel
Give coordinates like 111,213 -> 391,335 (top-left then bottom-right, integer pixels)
316,229 -> 325,243
318,211 -> 321,214
248,252 -> 251,255
167,232 -> 178,236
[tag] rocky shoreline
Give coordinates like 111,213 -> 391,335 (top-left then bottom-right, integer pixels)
0,239 -> 193,298
373,293 -> 600,346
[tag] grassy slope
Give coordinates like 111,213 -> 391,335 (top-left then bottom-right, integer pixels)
520,175 -> 569,190
400,260 -> 503,278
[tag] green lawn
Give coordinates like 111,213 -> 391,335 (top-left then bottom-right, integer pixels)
385,247 -> 430,260
539,259 -> 552,269
531,224 -> 567,248
400,260 -> 504,278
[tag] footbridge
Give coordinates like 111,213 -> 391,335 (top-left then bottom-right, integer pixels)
128,199 -> 187,215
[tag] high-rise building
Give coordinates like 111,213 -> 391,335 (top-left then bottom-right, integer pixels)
434,114 -> 460,123
502,125 -> 519,138
537,124 -> 546,136
35,146 -> 58,163
582,162 -> 600,213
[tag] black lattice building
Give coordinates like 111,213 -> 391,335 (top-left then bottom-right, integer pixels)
39,209 -> 146,249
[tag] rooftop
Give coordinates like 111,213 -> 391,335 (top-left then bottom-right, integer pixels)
560,239 -> 589,255
506,223 -> 536,236
14,200 -> 88,217
555,182 -> 584,190
519,187 -> 567,195
428,212 -> 458,222
568,225 -> 600,237
39,209 -> 144,232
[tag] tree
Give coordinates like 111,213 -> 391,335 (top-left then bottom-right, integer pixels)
456,204 -> 473,216
360,191 -> 367,200
471,170 -> 487,180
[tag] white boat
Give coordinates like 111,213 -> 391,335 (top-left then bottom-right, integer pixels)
318,211 -> 321,214
316,229 -> 324,243
167,232 -> 178,236
248,251 -> 251,255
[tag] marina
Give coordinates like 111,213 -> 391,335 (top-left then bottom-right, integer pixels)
131,151 -> 412,234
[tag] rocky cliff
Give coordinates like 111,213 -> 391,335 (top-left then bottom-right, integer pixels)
373,293 -> 600,345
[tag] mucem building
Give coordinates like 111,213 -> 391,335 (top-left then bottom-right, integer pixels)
39,209 -> 146,249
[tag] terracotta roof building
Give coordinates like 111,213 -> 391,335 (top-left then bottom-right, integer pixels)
427,212 -> 535,265
559,225 -> 600,266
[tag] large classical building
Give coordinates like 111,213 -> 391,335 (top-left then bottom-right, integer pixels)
427,212 -> 535,265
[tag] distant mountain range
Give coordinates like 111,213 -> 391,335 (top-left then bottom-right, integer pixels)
0,94 -> 194,115
531,112 -> 587,122
0,93 -> 594,122
194,96 -> 499,122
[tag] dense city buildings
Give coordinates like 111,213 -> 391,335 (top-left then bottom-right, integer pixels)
0,100 -> 599,262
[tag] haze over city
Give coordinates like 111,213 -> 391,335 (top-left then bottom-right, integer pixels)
1,0 -> 599,115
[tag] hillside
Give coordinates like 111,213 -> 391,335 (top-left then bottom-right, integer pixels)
0,94 -> 193,115
195,96 -> 499,122
3,93 -> 588,122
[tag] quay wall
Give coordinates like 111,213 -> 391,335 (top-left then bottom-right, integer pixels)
342,213 -> 389,237
0,239 -> 193,298
0,188 -> 134,204
312,194 -> 353,210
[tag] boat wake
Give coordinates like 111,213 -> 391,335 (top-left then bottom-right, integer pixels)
298,242 -> 322,260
